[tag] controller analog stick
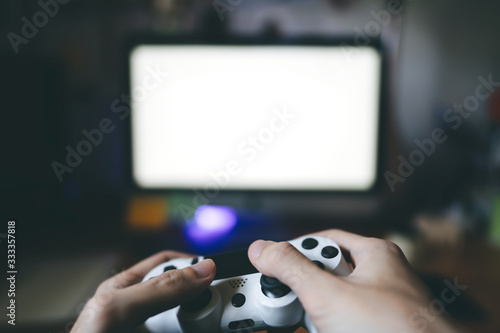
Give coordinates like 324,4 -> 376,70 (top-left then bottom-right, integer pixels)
260,275 -> 291,298
180,288 -> 212,312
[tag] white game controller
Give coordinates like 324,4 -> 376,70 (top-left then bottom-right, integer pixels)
142,236 -> 353,333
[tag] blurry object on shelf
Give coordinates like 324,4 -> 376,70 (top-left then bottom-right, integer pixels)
151,0 -> 212,34
126,195 -> 169,230
414,203 -> 468,248
151,0 -> 192,32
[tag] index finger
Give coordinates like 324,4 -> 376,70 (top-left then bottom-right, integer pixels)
248,240 -> 346,315
98,250 -> 195,292
311,229 -> 369,252
312,229 -> 409,274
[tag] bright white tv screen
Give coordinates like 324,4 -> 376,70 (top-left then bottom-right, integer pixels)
129,44 -> 381,191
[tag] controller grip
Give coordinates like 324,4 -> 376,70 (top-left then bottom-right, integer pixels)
304,313 -> 318,333
177,286 -> 222,332
144,306 -> 182,333
334,253 -> 353,276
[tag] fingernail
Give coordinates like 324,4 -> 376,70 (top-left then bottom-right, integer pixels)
249,240 -> 272,259
192,259 -> 215,278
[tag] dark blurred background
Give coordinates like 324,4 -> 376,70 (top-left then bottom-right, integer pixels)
1,0 -> 500,332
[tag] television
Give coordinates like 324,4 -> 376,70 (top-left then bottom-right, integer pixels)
127,37 -> 384,194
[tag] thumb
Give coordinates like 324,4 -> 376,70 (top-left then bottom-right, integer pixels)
114,259 -> 216,326
248,240 -> 344,310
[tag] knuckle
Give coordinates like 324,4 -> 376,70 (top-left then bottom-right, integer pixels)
320,229 -> 344,240
114,270 -> 142,287
157,250 -> 177,258
267,241 -> 300,263
96,270 -> 141,292
366,238 -> 403,256
364,237 -> 387,249
324,228 -> 342,236
93,288 -> 116,308
262,242 -> 308,285
96,279 -> 111,293
159,250 -> 194,259
154,269 -> 190,290
385,240 -> 403,253
381,239 -> 403,255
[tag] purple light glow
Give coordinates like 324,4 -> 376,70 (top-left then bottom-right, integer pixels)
195,205 -> 237,231
185,205 -> 237,244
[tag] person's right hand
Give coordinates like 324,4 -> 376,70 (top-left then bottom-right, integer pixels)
248,229 -> 461,333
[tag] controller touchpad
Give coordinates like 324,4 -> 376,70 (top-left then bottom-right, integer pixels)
206,249 -> 258,281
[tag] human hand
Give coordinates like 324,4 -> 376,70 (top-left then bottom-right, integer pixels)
248,230 -> 460,333
71,251 -> 215,333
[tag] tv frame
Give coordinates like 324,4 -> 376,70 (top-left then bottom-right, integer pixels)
122,35 -> 388,197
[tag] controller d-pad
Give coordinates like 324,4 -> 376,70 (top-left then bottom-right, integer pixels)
180,288 -> 212,312
260,275 -> 291,298
321,246 -> 339,259
301,238 -> 318,250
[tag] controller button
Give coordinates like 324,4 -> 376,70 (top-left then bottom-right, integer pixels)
301,238 -> 319,250
312,260 -> 325,270
321,246 -> 339,259
191,258 -> 199,265
231,293 -> 246,308
163,265 -> 177,272
180,288 -> 212,313
260,275 -> 291,298
228,319 -> 255,330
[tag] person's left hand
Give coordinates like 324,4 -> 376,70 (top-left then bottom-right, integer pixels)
71,251 -> 216,333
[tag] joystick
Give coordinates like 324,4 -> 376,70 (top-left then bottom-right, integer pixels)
141,236 -> 353,332
260,275 -> 291,298
181,288 -> 213,312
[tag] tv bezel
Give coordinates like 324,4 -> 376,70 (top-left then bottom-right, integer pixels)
123,35 -> 388,196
